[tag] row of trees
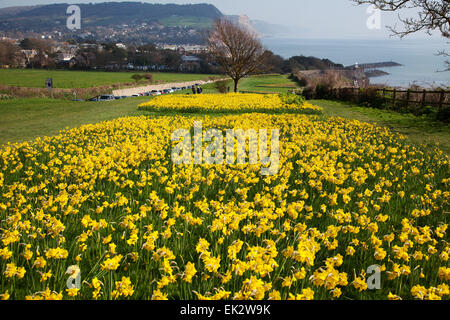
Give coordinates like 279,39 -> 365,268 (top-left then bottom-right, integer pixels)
0,35 -> 288,75
0,42 -> 21,67
0,39 -> 201,71
0,38 -> 53,68
71,44 -> 218,73
0,38 -> 61,68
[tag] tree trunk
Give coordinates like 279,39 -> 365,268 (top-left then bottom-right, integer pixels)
234,78 -> 239,93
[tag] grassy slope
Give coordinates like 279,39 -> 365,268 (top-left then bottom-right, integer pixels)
0,69 -> 219,88
169,74 -> 300,95
178,74 -> 300,95
238,74 -> 300,94
0,97 -> 149,145
311,99 -> 450,154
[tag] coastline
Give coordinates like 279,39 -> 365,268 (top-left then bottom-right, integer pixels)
262,37 -> 450,88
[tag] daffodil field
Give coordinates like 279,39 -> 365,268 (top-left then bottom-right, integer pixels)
138,93 -> 321,114
0,93 -> 448,300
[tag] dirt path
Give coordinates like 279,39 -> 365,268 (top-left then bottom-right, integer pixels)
112,79 -> 220,96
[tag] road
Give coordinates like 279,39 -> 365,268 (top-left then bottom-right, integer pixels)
112,79 -> 221,96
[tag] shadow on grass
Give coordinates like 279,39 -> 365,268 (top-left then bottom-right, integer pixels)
311,99 -> 450,154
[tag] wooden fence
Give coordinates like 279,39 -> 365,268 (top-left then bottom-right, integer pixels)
328,87 -> 450,112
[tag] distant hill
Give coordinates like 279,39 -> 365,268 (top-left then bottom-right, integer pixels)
0,2 -> 223,30
251,20 -> 304,38
0,2 -> 306,44
226,15 -> 304,38
0,5 -> 42,17
226,15 -> 260,36
0,3 -> 304,39
288,55 -> 344,71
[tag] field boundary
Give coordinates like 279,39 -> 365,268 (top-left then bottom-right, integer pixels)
300,87 -> 450,112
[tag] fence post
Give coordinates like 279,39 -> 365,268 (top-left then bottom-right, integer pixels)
421,89 -> 427,109
392,89 -> 396,106
406,89 -> 410,107
438,89 -> 445,113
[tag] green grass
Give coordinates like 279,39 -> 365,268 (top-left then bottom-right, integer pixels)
238,74 -> 301,94
311,99 -> 450,154
173,82 -> 224,95
0,69 -> 220,88
158,16 -> 214,28
174,74 -> 301,95
0,97 -> 149,145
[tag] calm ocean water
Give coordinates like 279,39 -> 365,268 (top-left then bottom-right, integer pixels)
262,38 -> 450,88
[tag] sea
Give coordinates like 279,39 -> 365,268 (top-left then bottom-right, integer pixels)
262,37 -> 450,88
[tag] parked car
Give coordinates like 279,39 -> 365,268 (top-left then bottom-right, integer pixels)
114,96 -> 122,100
100,95 -> 115,101
151,90 -> 161,96
90,95 -> 115,101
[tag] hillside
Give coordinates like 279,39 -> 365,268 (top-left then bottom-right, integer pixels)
287,55 -> 345,71
0,3 -> 302,44
226,15 -> 304,38
0,2 -> 223,44
0,2 -> 223,28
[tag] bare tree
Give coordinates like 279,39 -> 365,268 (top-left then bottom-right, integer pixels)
436,49 -> 449,71
207,18 -> 269,93
352,0 -> 449,70
0,41 -> 21,68
352,0 -> 449,38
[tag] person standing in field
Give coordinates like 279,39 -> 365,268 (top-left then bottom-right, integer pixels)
192,86 -> 196,94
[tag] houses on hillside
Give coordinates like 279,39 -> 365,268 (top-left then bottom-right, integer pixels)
0,34 -> 212,72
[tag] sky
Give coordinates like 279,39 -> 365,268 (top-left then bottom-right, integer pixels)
0,0 -> 445,40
